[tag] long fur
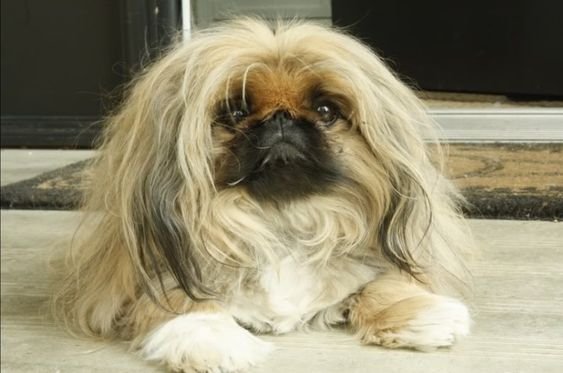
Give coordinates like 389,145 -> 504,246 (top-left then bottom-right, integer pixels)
53,18 -> 473,348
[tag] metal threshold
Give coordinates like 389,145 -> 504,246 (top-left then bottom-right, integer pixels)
429,108 -> 563,143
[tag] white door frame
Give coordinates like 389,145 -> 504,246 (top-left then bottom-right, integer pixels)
181,0 -> 192,40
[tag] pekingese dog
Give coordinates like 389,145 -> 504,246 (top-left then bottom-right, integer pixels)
54,18 -> 473,372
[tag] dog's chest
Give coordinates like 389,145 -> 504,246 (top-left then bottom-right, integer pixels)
228,256 -> 377,334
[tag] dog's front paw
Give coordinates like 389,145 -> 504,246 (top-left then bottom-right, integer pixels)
360,296 -> 470,351
141,313 -> 273,372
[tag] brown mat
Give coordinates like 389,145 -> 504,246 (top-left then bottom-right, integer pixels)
441,143 -> 562,219
1,144 -> 562,219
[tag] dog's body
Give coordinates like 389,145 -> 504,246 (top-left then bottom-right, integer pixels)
54,19 -> 473,372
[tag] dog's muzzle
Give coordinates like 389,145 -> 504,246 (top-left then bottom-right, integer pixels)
223,109 -> 339,200
256,111 -> 308,166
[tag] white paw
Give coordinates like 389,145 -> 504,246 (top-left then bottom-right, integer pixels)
398,297 -> 471,351
141,313 -> 273,372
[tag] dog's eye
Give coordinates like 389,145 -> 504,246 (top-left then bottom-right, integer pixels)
230,109 -> 248,123
315,103 -> 339,126
216,102 -> 249,125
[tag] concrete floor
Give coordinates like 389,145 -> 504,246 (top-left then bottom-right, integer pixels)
0,150 -> 95,186
1,150 -> 563,372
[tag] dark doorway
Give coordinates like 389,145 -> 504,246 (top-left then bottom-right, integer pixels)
332,1 -> 563,98
1,0 -> 182,148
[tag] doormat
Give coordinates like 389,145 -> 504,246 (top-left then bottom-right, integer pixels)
1,144 -> 562,220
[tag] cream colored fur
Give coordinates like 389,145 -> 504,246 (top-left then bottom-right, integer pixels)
52,18 -> 474,372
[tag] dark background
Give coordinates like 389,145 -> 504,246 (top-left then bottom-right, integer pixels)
332,0 -> 563,98
2,0 -> 562,148
1,0 -> 180,148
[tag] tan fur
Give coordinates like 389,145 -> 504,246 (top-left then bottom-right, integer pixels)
346,271 -> 471,351
52,18 -> 474,368
348,273 -> 437,344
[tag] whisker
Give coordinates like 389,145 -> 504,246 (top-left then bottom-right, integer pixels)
227,176 -> 246,186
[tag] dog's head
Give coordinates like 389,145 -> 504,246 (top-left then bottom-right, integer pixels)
213,71 -> 345,202
86,19 -> 464,300
170,19 -> 433,206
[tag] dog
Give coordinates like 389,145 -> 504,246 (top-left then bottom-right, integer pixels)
54,18 -> 473,372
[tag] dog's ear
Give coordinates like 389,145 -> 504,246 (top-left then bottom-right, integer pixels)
335,39 -> 446,279
362,121 -> 435,279
89,46 -> 218,302
338,39 -> 470,289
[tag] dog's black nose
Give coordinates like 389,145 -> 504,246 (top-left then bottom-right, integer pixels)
262,111 -> 291,143
259,110 -> 306,149
268,110 -> 291,131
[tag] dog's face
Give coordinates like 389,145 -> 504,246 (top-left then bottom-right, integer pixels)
212,65 -> 353,202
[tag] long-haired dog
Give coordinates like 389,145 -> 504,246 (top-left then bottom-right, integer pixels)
54,18 -> 473,372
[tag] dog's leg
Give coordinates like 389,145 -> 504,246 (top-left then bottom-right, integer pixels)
124,290 -> 272,372
347,273 -> 470,351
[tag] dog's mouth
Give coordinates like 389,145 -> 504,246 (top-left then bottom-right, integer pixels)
225,141 -> 306,187
256,142 -> 307,170
244,152 -> 340,202
220,111 -> 342,201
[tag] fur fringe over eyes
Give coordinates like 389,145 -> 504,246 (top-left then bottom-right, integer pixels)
52,18 -> 473,337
